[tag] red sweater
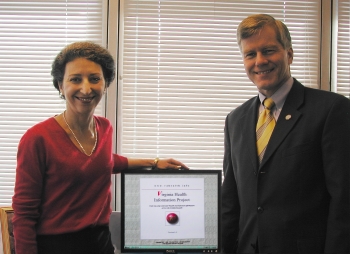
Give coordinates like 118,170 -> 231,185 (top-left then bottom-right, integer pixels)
12,116 -> 128,254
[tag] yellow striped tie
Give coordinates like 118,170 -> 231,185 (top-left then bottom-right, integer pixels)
256,98 -> 276,163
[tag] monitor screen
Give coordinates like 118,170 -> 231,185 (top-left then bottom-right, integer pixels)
121,169 -> 221,254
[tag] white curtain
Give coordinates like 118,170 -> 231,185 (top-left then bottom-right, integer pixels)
118,0 -> 321,170
0,0 -> 106,206
333,0 -> 350,98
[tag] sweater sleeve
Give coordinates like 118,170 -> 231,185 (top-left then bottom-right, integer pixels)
112,154 -> 128,173
12,129 -> 46,254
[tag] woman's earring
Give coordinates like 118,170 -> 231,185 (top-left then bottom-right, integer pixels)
59,92 -> 65,99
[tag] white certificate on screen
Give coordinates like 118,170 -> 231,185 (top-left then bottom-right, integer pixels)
140,177 -> 205,239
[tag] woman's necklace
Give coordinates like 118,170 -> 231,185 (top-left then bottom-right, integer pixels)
62,111 -> 97,156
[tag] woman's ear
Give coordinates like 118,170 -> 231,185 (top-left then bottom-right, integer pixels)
58,83 -> 65,99
58,82 -> 63,90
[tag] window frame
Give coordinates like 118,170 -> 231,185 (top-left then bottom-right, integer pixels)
108,0 -> 337,211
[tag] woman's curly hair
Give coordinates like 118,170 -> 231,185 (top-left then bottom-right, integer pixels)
51,41 -> 115,92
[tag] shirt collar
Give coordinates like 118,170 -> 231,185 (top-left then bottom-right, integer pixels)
258,77 -> 294,111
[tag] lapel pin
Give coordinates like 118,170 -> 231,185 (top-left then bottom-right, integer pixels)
285,114 -> 292,120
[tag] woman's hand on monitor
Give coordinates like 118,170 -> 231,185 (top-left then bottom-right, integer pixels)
156,158 -> 189,170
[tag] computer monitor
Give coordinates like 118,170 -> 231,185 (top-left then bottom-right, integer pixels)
121,169 -> 221,254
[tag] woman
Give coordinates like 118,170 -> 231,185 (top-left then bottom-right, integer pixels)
12,41 -> 188,254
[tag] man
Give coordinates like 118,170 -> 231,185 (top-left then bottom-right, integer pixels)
222,14 -> 350,254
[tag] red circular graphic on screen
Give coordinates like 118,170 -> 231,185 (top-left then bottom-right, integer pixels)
166,213 -> 178,224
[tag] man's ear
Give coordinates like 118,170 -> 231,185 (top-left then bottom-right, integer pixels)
287,47 -> 294,64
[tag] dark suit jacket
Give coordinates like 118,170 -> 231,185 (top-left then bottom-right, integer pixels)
221,79 -> 350,254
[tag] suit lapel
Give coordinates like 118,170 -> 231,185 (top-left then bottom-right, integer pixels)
239,97 -> 260,169
259,80 -> 305,169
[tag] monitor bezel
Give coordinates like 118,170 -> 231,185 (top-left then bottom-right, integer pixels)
120,169 -> 222,254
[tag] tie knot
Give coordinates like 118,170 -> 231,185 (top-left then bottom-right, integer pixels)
263,98 -> 275,110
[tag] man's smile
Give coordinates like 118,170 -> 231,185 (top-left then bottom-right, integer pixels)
255,68 -> 274,75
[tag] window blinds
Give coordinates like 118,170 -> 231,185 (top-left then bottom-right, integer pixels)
118,0 -> 321,170
0,0 -> 105,206
334,0 -> 350,98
